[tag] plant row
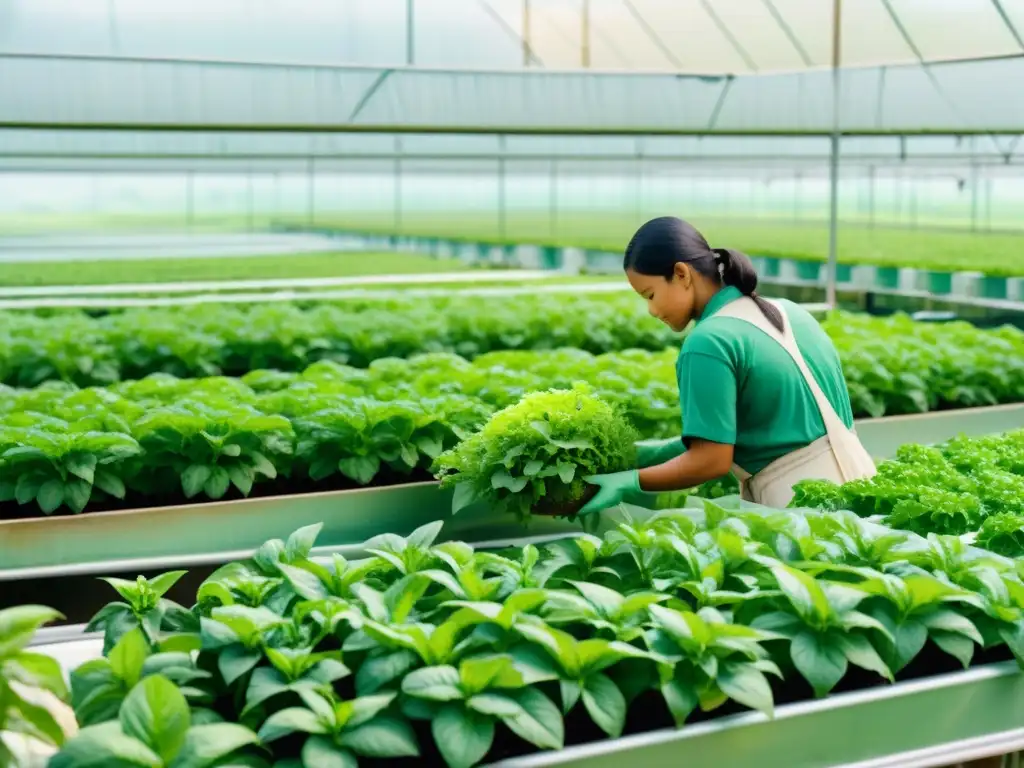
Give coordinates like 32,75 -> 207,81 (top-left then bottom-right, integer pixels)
17,502 -> 1024,768
1,321 -> 1021,520
0,294 -> 678,388
792,429 -> 1024,556
2,296 -> 1021,411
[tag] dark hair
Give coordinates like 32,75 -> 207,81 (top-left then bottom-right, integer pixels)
623,216 -> 783,332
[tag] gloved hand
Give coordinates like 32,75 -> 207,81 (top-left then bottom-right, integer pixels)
579,470 -> 642,516
636,437 -> 686,468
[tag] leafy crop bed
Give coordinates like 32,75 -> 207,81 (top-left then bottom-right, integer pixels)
1,318 -> 1021,520
23,502 -> 1024,768
792,430 -> 1024,557
2,298 -> 1021,408
0,295 -> 676,388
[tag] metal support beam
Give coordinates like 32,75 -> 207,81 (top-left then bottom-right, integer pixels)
621,0 -> 682,69
306,157 -> 315,227
394,137 -> 403,234
523,0 -> 532,67
406,0 -> 415,65
826,0 -> 842,308
550,159 -> 559,237
581,0 -> 591,68
498,135 -> 507,239
185,171 -> 194,227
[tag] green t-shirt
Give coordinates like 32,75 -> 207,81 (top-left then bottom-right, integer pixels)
676,286 -> 855,474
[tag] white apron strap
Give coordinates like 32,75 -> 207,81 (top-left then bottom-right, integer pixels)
712,296 -> 867,484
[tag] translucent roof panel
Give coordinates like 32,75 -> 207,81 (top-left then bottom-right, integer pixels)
3,0 -> 1024,73
4,53 -> 1024,133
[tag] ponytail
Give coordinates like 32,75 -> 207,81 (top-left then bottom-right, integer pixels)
712,248 -> 784,332
624,216 -> 784,333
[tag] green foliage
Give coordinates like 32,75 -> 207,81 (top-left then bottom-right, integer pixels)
0,605 -> 69,764
791,430 -> 1024,552
434,386 -> 638,519
1,306 -> 1021,517
48,503 -> 1024,768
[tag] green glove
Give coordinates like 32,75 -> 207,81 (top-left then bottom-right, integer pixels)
579,470 -> 642,516
636,437 -> 686,468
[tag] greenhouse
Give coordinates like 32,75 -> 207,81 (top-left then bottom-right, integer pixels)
2,2 -> 1024,767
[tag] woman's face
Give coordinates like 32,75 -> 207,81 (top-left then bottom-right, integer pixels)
626,263 -> 697,332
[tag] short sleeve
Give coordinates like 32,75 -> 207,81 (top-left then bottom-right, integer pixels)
678,350 -> 738,445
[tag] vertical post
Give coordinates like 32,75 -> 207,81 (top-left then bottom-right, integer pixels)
986,176 -> 993,231
307,158 -> 315,228
550,159 -> 559,237
634,138 -> 643,224
825,0 -> 843,308
498,136 -> 507,240
186,172 -> 194,228
581,0 -> 591,67
868,165 -> 875,228
406,0 -> 415,65
395,137 -> 403,234
523,0 -> 532,66
970,163 -> 979,232
246,173 -> 254,232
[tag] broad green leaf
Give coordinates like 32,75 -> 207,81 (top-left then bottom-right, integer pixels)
661,675 -> 699,726
931,631 -> 975,668
467,693 -> 523,717
217,646 -> 261,687
559,680 -> 581,714
355,650 -> 420,696
835,634 -> 893,682
277,562 -> 330,602
523,460 -> 544,477
0,605 -> 63,658
257,707 -> 326,743
581,673 -> 626,738
119,675 -> 191,763
65,453 -> 98,484
342,715 -> 420,758
339,455 -> 380,486
889,619 -> 929,672
37,478 -> 65,514
569,580 -> 624,617
790,632 -> 847,697
181,465 -> 212,500
459,655 -> 522,695
147,571 -> 187,599
228,464 -> 255,496
920,609 -> 983,645
503,687 -> 564,750
203,466 -> 231,500
432,705 -> 494,768
110,628 -> 150,688
302,736 -> 357,768
5,650 -> 68,698
401,665 -> 464,701
49,721 -> 162,768
169,723 -> 261,768
718,661 -> 775,717
6,685 -> 67,747
243,667 -> 290,713
451,482 -> 480,515
770,564 -> 830,625
64,477 -> 93,514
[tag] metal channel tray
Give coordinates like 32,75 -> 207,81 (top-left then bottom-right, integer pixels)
27,622 -> 1024,768
492,662 -> 1024,768
2,404 -> 1022,579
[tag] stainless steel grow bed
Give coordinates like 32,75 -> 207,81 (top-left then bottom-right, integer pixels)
2,404 -> 1022,579
491,662 -> 1024,768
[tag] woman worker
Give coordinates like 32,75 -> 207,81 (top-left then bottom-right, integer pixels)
580,216 -> 876,515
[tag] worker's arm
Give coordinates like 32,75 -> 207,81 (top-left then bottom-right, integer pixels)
637,438 -> 734,492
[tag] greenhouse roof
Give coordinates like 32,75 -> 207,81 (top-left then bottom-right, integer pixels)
3,52 -> 1024,137
2,0 -> 1024,74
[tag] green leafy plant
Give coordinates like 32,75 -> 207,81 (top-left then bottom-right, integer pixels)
435,386 -> 638,519
0,605 -> 72,767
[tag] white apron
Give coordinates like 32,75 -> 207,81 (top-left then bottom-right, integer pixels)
713,297 -> 877,508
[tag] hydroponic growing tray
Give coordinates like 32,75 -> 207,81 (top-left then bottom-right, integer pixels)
2,404 -> 1022,578
26,632 -> 1024,768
